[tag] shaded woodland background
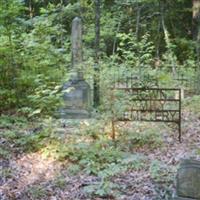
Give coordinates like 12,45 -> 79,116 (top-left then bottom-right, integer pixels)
1,0 -> 200,116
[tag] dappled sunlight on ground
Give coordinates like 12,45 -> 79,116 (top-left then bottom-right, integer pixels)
0,152 -> 62,199
1,106 -> 200,199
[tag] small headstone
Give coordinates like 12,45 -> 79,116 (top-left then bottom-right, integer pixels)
60,17 -> 91,119
174,159 -> 200,200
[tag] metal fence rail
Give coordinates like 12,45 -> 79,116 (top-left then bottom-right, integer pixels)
111,87 -> 182,142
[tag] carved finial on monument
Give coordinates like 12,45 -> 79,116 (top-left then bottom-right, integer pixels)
71,17 -> 83,80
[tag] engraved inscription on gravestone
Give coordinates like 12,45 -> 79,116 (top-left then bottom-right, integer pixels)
60,17 -> 91,118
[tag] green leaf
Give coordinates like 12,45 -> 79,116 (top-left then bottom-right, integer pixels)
28,109 -> 42,117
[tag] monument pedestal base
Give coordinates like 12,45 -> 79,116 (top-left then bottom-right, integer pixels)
60,108 -> 90,119
60,78 -> 91,119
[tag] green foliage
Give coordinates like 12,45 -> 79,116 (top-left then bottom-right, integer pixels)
183,95 -> 200,116
26,119 -> 148,178
99,33 -> 156,90
0,168 -> 12,179
0,0 -> 25,33
15,128 -> 50,152
118,125 -> 163,150
117,33 -> 154,67
64,141 -> 124,175
0,115 -> 27,128
54,176 -> 68,189
0,0 -> 68,115
81,119 -> 107,140
26,82 -> 63,117
67,164 -> 81,175
50,139 -> 145,176
26,185 -> 48,200
0,1 -> 199,196
1,130 -> 17,140
0,0 -> 198,115
150,160 -> 171,182
150,160 -> 176,199
81,148 -> 145,198
83,179 -> 120,198
0,0 -> 25,111
0,147 -> 10,159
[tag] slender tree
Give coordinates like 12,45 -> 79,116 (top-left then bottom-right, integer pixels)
135,2 -> 142,40
193,0 -> 200,93
160,0 -> 177,76
94,0 -> 100,107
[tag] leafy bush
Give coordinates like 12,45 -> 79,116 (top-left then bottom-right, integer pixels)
26,185 -> 48,200
117,124 -> 163,150
0,115 -> 27,128
15,128 -> 50,152
150,160 -> 176,200
0,147 -> 10,159
183,95 -> 200,116
83,179 -> 120,198
0,1 -> 68,115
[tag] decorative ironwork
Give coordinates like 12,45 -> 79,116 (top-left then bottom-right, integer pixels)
112,87 -> 181,142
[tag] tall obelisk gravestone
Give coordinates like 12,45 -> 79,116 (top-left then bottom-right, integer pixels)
60,17 -> 91,118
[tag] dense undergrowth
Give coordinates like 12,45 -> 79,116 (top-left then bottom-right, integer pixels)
1,96 -> 200,199
0,113 -> 183,199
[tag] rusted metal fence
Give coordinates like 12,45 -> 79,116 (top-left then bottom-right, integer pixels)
111,87 -> 182,142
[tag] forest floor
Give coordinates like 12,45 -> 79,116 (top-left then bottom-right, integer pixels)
1,96 -> 200,200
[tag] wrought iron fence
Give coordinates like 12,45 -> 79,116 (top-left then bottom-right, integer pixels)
111,87 -> 181,142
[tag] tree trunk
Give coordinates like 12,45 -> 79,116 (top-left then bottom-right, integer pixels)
94,0 -> 100,107
29,0 -> 33,18
160,0 -> 176,77
156,16 -> 161,59
135,3 -> 142,40
192,0 -> 200,93
112,14 -> 122,55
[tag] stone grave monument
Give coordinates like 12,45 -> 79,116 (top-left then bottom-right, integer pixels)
174,159 -> 200,200
60,17 -> 91,118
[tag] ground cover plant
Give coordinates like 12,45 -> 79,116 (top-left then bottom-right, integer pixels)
1,98 -> 200,199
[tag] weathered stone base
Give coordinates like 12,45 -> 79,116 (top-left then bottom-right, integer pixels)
59,78 -> 91,119
59,109 -> 90,119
